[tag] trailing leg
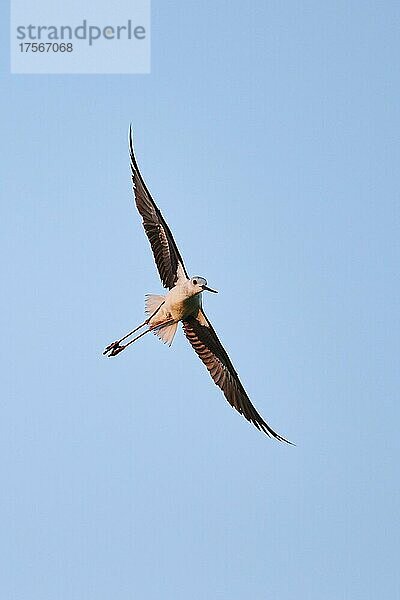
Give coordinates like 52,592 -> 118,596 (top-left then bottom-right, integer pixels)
103,301 -> 165,356
104,317 -> 175,357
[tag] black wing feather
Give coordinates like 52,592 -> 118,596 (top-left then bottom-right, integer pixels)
129,127 -> 189,289
182,309 -> 293,443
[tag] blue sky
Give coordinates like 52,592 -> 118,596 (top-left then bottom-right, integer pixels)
1,1 -> 399,599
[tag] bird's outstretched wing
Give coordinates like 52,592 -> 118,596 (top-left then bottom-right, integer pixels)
182,309 -> 292,443
129,126 -> 189,289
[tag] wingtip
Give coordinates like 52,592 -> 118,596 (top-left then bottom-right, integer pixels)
279,436 -> 296,446
128,124 -> 138,172
270,430 -> 295,446
259,422 -> 295,445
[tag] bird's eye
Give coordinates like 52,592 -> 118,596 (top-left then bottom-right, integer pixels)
193,279 -> 197,285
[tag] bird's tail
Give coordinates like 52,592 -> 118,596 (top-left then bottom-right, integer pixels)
145,294 -> 165,315
153,321 -> 178,346
145,294 -> 177,346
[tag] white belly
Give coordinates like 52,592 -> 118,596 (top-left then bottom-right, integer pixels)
164,286 -> 201,321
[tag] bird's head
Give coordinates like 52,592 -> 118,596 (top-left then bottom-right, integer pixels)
189,276 -> 218,294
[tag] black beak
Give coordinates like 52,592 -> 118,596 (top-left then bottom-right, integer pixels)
202,285 -> 218,293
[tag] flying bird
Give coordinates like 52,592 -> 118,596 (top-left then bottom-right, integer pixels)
104,127 -> 292,443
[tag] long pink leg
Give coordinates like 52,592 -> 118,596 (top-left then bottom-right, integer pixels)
103,302 -> 165,356
104,319 -> 175,357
